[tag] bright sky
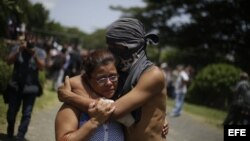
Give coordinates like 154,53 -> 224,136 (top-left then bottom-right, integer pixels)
30,0 -> 145,33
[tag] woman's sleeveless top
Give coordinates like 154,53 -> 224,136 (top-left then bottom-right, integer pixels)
79,112 -> 124,141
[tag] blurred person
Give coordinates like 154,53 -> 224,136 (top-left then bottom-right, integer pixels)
5,32 -> 46,140
80,48 -> 89,73
55,49 -> 124,141
58,44 -> 81,81
223,72 -> 250,125
170,65 -> 190,117
52,47 -> 67,91
63,44 -> 83,77
58,18 -> 168,141
161,63 -> 175,98
6,17 -> 18,40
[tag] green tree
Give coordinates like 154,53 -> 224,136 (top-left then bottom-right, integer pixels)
0,0 -> 22,37
26,3 -> 49,30
0,0 -> 50,38
83,29 -> 106,49
111,0 -> 250,72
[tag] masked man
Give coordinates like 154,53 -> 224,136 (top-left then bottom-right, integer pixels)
58,18 -> 168,141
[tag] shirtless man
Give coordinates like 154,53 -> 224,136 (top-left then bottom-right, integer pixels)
58,18 -> 168,141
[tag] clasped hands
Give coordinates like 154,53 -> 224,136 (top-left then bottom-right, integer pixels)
58,76 -> 169,136
58,76 -> 115,125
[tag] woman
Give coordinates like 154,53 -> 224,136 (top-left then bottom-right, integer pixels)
55,49 -> 124,141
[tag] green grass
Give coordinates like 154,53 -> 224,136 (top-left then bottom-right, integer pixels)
0,80 -> 58,131
34,81 -> 59,111
0,96 -> 8,126
167,98 -> 227,129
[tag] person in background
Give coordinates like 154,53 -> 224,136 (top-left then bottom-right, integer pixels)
5,31 -> 46,141
170,65 -> 191,117
55,49 -> 124,141
223,72 -> 250,125
58,18 -> 168,141
80,48 -> 89,74
63,44 -> 83,77
50,47 -> 67,91
161,63 -> 175,99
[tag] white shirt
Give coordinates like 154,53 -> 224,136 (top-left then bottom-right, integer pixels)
174,70 -> 189,94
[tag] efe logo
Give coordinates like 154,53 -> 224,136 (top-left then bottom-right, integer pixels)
228,129 -> 246,136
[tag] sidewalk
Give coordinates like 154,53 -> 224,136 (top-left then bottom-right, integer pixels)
0,101 -> 62,141
166,112 -> 223,141
26,102 -> 62,141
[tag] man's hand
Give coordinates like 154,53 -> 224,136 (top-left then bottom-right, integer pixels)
88,100 -> 116,125
162,118 -> 169,137
58,76 -> 72,102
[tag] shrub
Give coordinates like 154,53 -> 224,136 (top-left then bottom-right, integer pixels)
0,40 -> 11,60
0,60 -> 12,94
186,63 -> 241,110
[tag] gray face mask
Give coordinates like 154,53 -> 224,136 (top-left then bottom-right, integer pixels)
106,18 -> 159,72
109,47 -> 139,72
118,53 -> 138,72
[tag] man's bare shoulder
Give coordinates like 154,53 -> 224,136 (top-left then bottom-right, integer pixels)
137,66 -> 165,91
142,66 -> 165,82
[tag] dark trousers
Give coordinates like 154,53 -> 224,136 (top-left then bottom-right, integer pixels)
223,104 -> 250,125
7,90 -> 37,138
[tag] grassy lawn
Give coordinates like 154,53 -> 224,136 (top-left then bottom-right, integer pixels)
0,96 -> 8,126
0,80 -> 58,131
167,98 -> 227,129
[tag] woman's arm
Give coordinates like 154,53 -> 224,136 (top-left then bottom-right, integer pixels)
55,101 -> 115,141
55,103 -> 98,141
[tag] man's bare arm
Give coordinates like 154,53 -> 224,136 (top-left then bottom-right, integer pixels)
112,66 -> 166,118
58,75 -> 95,112
58,67 -> 165,118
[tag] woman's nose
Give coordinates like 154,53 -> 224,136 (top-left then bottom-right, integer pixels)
105,79 -> 113,85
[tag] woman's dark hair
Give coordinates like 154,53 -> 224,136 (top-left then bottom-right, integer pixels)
84,49 -> 115,78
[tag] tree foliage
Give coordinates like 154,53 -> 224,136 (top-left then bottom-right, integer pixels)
0,0 -> 49,38
187,63 -> 241,110
0,0 -> 90,47
83,29 -> 106,50
112,0 -> 250,72
0,0 -> 22,37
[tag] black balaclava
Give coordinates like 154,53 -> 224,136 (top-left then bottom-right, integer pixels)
106,18 -> 159,72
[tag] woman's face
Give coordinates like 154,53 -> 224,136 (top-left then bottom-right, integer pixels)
89,62 -> 118,99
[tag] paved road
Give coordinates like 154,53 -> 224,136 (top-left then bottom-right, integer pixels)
0,101 -> 62,141
166,112 -> 223,141
0,101 -> 223,141
25,102 -> 62,141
